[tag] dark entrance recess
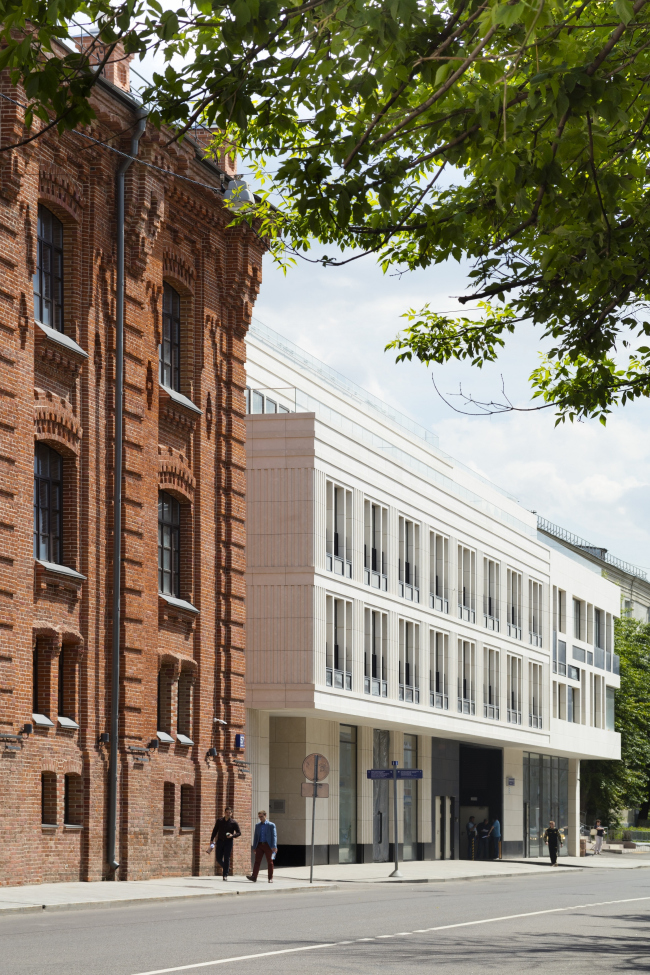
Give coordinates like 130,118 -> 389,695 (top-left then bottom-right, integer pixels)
459,745 -> 503,859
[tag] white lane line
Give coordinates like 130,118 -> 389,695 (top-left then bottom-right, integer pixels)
129,894 -> 650,975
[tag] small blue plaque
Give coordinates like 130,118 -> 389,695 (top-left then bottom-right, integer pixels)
234,733 -> 245,749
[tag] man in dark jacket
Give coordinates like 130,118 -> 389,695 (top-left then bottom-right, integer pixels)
543,820 -> 563,865
207,806 -> 241,880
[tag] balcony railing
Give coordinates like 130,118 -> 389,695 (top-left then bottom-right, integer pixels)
430,593 -> 449,613
484,614 -> 500,632
458,604 -> 476,624
529,713 -> 543,729
484,704 -> 499,720
365,677 -> 388,696
507,622 -> 522,639
613,653 -> 620,675
594,647 -> 605,669
507,708 -> 522,725
326,668 -> 351,690
430,691 -> 449,709
326,553 -> 352,577
529,631 -> 542,648
399,684 -> 420,703
458,697 -> 475,715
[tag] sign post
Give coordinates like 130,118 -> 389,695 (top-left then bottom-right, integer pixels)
302,753 -> 330,884
366,765 -> 423,879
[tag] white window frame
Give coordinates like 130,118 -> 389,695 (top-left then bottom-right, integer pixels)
457,639 -> 476,715
507,568 -> 522,639
398,516 -> 420,603
429,629 -> 449,710
364,607 -> 388,697
399,619 -> 420,703
483,646 -> 500,720
326,480 -> 352,578
507,653 -> 522,724
529,579 -> 543,647
458,545 -> 476,623
364,499 -> 388,591
429,530 -> 449,613
483,558 -> 500,631
326,595 -> 352,690
529,661 -> 543,729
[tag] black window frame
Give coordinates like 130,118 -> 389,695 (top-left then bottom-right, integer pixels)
158,491 -> 180,597
160,282 -> 181,392
33,204 -> 64,332
34,442 -> 63,564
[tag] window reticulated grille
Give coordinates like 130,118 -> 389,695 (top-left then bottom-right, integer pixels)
34,442 -> 62,564
34,204 -> 64,331
158,491 -> 180,596
160,282 -> 181,391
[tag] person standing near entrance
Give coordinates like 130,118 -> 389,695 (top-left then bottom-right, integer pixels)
466,816 -> 477,859
477,818 -> 491,859
543,819 -> 563,865
593,820 -> 605,855
490,817 -> 501,860
247,810 -> 277,883
207,806 -> 241,881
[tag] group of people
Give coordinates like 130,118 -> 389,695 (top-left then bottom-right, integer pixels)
207,807 -> 277,882
466,816 -> 501,860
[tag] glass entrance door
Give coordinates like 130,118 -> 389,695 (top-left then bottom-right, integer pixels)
373,729 -> 390,861
403,734 -> 418,860
339,725 -> 357,863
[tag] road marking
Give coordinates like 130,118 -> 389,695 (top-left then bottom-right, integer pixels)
129,895 -> 650,975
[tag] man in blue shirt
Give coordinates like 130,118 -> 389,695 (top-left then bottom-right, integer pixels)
247,810 -> 278,883
490,818 -> 501,859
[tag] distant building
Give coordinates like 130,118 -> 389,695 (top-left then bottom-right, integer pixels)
537,519 -> 650,623
244,320 -> 621,865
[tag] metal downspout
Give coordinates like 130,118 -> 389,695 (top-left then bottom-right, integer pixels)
108,108 -> 148,877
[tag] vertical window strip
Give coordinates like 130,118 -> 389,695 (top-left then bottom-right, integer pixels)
160,282 -> 181,391
158,491 -> 180,597
34,205 -> 64,332
33,442 -> 62,564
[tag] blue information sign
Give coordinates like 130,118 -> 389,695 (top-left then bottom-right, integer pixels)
367,769 -> 423,779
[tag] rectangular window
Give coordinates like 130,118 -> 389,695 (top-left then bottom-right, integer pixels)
430,629 -> 449,709
606,687 -> 615,730
34,204 -> 64,332
399,619 -> 419,703
458,546 -> 476,622
180,784 -> 194,828
429,531 -> 449,613
457,639 -> 476,714
553,680 -> 558,719
593,675 -> 603,728
529,662 -> 543,729
483,558 -> 500,630
163,782 -> 175,828
483,647 -> 500,719
558,639 -> 567,676
57,647 -> 77,723
594,608 -> 604,650
326,595 -> 352,690
177,667 -> 194,740
364,500 -> 387,590
558,683 -> 566,720
158,491 -> 180,597
399,516 -> 420,602
573,598 -> 582,641
34,443 -> 63,564
64,773 -> 83,826
339,725 -> 357,864
507,654 -> 522,724
557,589 -> 566,633
507,568 -> 522,639
364,608 -> 387,697
567,686 -> 574,723
529,580 -> 543,647
326,480 -> 352,577
403,734 -> 418,861
41,771 -> 57,826
160,282 -> 181,391
572,645 -> 586,663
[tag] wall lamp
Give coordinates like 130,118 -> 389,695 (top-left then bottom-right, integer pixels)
148,739 -> 159,751
22,723 -> 33,737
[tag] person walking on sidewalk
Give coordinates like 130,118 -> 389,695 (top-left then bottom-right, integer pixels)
207,806 -> 241,881
543,820 -> 563,866
247,810 -> 277,884
593,820 -> 605,855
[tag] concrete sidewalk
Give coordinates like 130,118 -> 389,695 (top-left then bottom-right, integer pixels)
2,853 -> 649,916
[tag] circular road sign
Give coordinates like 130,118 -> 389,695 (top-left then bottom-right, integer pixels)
302,753 -> 330,782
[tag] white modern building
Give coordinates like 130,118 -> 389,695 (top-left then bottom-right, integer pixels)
244,320 -> 621,865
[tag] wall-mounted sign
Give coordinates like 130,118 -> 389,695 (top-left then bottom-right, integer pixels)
506,776 -> 515,787
234,733 -> 245,749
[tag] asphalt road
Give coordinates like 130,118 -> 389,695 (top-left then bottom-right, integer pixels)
3,867 -> 650,975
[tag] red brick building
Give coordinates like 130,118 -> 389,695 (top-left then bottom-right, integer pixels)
0,49 -> 262,884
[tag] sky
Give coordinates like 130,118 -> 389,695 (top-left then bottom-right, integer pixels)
254,249 -> 650,572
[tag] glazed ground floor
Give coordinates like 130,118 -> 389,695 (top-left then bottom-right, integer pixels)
246,711 -> 580,867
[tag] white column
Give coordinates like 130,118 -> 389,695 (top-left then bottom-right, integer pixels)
418,735 -> 432,856
358,725 -> 374,859
568,758 -> 580,856
503,747 -> 523,857
246,709 -> 269,836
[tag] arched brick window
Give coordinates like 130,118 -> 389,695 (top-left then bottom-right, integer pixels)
34,443 -> 63,564
64,773 -> 83,826
34,204 -> 64,331
160,282 -> 181,391
180,784 -> 194,828
158,491 -> 180,597
41,771 -> 57,825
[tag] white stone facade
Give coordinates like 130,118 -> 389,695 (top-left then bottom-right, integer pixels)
244,320 -> 621,865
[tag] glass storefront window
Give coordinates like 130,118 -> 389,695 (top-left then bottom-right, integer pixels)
339,725 -> 357,863
523,752 -> 569,857
403,734 -> 418,860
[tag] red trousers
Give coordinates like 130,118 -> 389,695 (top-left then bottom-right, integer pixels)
252,842 -> 274,880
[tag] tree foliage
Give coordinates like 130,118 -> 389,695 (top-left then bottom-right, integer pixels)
4,0 -> 650,418
581,617 -> 650,823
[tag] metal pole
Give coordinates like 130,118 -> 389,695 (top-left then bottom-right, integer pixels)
389,760 -> 402,878
309,754 -> 318,884
107,109 -> 147,878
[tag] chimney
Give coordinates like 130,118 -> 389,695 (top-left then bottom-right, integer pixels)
74,33 -> 134,93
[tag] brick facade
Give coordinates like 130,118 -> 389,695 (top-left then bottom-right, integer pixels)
0,61 -> 262,884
